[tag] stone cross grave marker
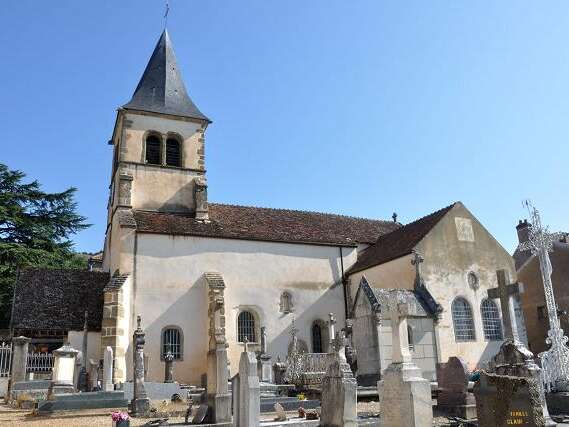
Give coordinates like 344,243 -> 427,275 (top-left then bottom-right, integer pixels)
237,339 -> 260,427
390,300 -> 412,364
488,269 -> 524,343
103,346 -> 114,392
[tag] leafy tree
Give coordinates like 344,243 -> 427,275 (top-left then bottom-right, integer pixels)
0,163 -> 90,328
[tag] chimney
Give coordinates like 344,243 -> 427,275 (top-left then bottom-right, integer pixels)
516,219 -> 531,245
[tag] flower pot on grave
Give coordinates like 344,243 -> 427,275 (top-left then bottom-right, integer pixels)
112,420 -> 130,427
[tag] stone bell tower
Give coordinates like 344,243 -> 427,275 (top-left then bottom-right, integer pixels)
107,29 -> 210,220
100,30 -> 210,383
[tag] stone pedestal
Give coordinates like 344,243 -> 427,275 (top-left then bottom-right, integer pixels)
321,353 -> 357,427
103,346 -> 114,392
10,336 -> 30,384
164,352 -> 174,383
380,362 -> 432,427
48,344 -> 79,398
237,349 -> 260,427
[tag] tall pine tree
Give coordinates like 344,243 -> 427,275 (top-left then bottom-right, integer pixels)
0,163 -> 90,328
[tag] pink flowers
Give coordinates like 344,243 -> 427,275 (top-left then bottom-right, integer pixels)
111,412 -> 130,422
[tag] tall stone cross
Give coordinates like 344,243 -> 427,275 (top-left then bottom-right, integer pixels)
411,250 -> 424,287
488,269 -> 524,343
390,299 -> 412,364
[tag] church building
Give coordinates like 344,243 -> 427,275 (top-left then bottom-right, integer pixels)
12,30 -> 523,387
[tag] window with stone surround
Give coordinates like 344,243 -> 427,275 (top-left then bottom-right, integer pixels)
452,297 -> 476,342
166,137 -> 181,167
145,134 -> 162,165
481,299 -> 503,341
237,311 -> 256,343
161,326 -> 183,360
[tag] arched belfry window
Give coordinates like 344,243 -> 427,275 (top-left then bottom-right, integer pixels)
161,326 -> 183,360
452,297 -> 476,342
481,299 -> 503,341
237,311 -> 256,343
146,135 -> 162,165
166,137 -> 181,167
312,322 -> 323,353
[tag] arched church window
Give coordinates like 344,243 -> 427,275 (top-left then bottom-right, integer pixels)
452,297 -> 476,342
312,322 -> 323,353
166,137 -> 181,167
481,299 -> 503,341
407,325 -> 414,350
146,134 -> 162,165
162,326 -> 183,360
237,311 -> 256,343
279,292 -> 293,314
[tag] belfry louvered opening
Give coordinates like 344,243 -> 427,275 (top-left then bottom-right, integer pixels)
146,135 -> 162,165
166,138 -> 181,167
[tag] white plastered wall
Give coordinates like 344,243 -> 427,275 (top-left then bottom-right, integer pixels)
125,234 -> 357,384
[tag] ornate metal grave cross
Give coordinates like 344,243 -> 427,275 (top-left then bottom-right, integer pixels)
488,269 -> 524,343
519,201 -> 569,391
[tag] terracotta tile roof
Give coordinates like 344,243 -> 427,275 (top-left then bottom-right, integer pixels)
131,203 -> 399,246
348,203 -> 458,274
12,269 -> 110,333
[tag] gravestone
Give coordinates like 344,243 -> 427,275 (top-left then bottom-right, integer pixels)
379,300 -> 432,427
320,331 -> 357,427
205,272 -> 231,423
103,346 -> 114,392
130,316 -> 150,416
48,343 -> 79,398
272,357 -> 286,385
475,371 -> 545,427
274,402 -> 287,421
237,341 -> 260,427
10,336 -> 30,384
436,356 -> 476,420
473,269 -> 555,427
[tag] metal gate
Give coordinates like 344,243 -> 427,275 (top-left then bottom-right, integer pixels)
0,342 -> 11,378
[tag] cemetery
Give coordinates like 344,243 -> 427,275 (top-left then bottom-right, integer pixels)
1,6 -> 568,427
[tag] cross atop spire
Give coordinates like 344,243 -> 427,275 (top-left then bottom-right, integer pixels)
123,30 -> 210,122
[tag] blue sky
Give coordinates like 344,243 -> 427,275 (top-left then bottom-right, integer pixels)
1,1 -> 568,253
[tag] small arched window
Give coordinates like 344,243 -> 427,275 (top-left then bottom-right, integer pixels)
481,299 -> 503,341
312,322 -> 323,353
452,297 -> 476,342
162,327 -> 183,359
146,135 -> 162,165
166,137 -> 181,167
279,292 -> 293,314
237,311 -> 256,343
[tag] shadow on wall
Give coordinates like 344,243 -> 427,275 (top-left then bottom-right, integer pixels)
476,340 -> 505,370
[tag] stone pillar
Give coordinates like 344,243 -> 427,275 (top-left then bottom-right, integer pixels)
10,336 -> 30,384
103,346 -> 114,392
257,326 -> 273,383
205,272 -> 231,423
380,302 -> 432,427
48,344 -> 79,397
130,316 -> 150,416
328,313 -> 337,349
164,351 -> 174,383
321,332 -> 357,427
238,344 -> 260,427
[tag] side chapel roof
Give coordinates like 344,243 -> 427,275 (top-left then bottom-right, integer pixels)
348,202 -> 458,274
122,30 -> 209,122
11,269 -> 109,333
131,203 -> 400,246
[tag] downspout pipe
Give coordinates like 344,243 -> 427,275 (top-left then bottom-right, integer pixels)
339,246 -> 349,320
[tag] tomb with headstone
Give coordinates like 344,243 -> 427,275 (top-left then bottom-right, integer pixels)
473,269 -> 555,427
233,340 -> 260,427
47,343 -> 80,398
436,356 -> 476,420
320,331 -> 357,427
379,298 -> 433,427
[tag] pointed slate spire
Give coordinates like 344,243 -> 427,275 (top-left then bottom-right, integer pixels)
123,30 -> 209,122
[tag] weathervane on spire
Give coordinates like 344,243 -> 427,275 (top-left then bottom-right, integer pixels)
163,0 -> 170,29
